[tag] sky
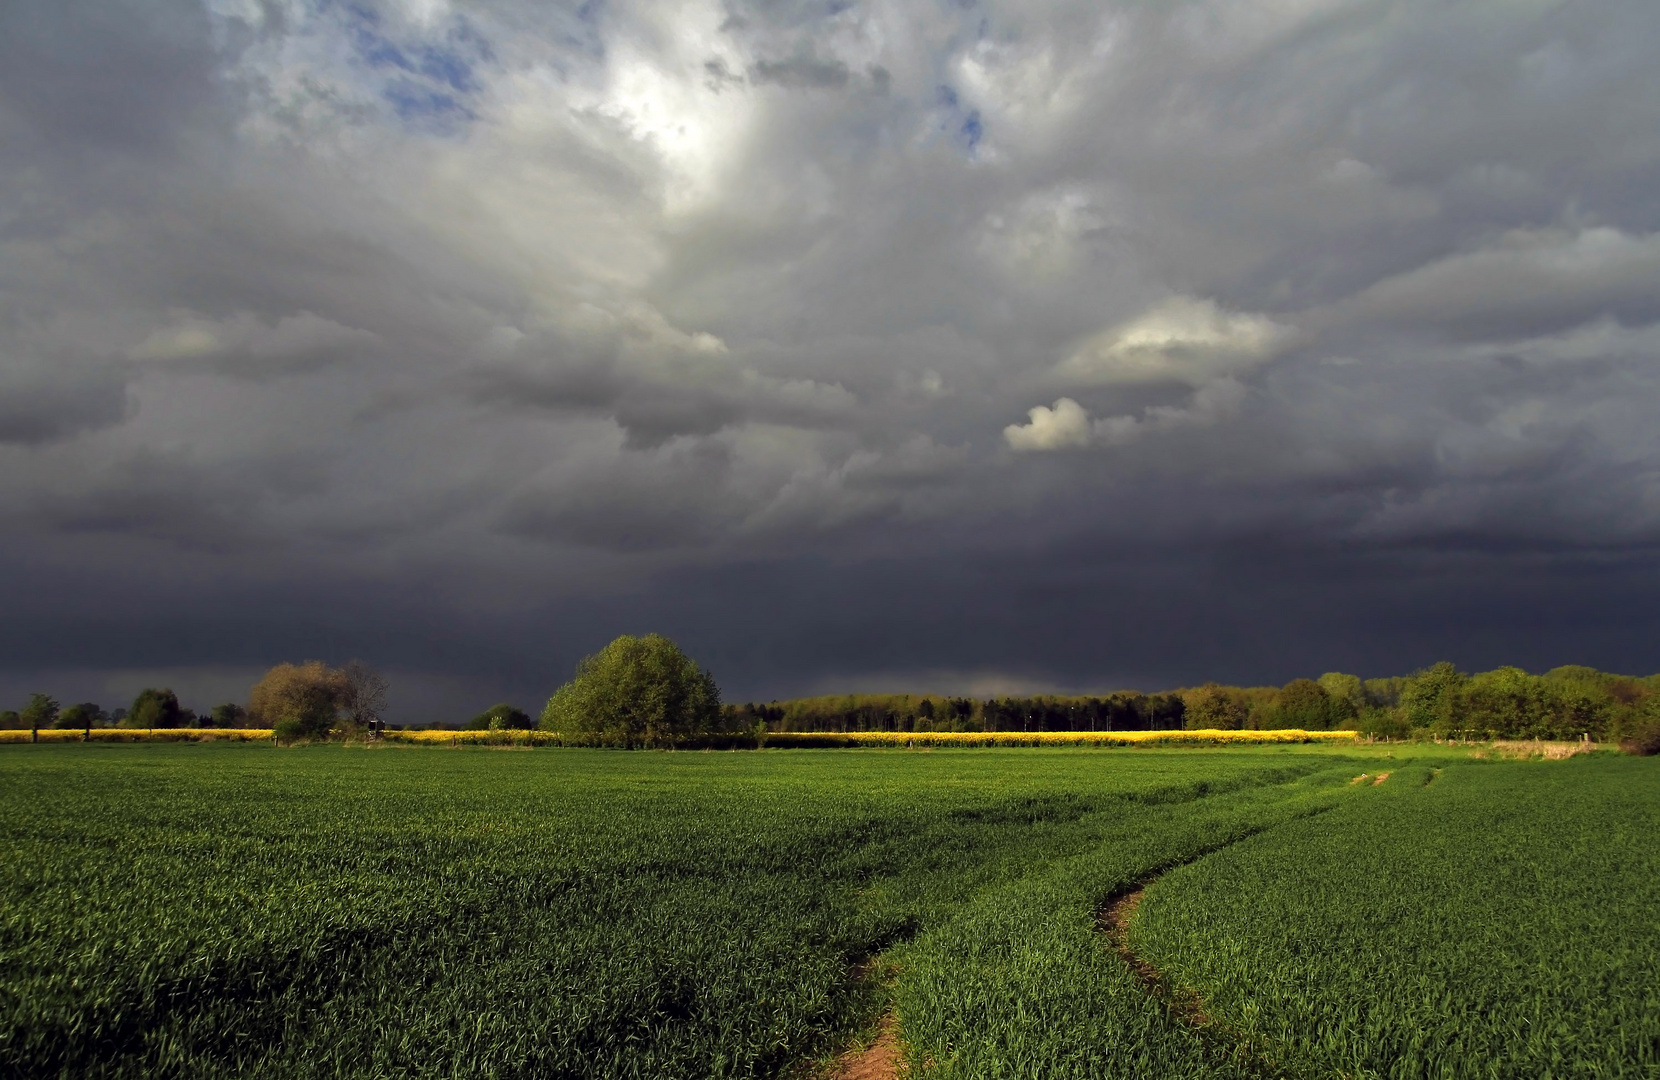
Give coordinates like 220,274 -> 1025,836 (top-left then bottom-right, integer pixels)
3,0 -> 1659,722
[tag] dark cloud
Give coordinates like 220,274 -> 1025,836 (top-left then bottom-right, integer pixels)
0,0 -> 221,154
2,0 -> 1659,720
748,55 -> 850,90
0,355 -> 130,444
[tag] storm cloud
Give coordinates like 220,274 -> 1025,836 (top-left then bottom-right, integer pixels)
3,0 -> 1659,720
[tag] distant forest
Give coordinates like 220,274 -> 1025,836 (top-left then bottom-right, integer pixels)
722,664 -> 1660,743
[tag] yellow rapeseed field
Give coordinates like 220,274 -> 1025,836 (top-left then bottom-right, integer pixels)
385,729 -> 561,746
0,728 -> 277,743
0,727 -> 1356,746
764,729 -> 1358,748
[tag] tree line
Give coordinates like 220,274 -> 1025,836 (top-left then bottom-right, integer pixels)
7,642 -> 1658,752
722,691 -> 1189,735
1,690 -> 251,737
0,660 -> 390,743
724,663 -> 1660,745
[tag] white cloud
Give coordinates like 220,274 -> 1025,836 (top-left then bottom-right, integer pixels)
1004,397 -> 1092,452
1007,379 -> 1250,452
1057,297 -> 1291,386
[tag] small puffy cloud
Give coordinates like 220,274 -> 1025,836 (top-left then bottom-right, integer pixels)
1007,380 -> 1249,452
1004,397 -> 1091,452
1057,297 -> 1291,387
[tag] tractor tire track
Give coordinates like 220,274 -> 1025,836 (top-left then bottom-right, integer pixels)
1094,805 -> 1344,1079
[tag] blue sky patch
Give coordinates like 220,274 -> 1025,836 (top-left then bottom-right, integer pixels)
328,1 -> 490,132
935,85 -> 985,155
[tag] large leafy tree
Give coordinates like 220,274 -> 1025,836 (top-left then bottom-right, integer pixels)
56,703 -> 102,731
1184,684 -> 1248,730
22,694 -> 59,740
1401,661 -> 1468,735
249,661 -> 348,742
541,634 -> 721,748
1274,679 -> 1337,730
123,689 -> 183,729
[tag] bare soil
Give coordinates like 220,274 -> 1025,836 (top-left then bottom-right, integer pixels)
826,1012 -> 903,1080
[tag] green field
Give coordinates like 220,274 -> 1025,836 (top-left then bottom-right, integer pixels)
1130,757 -> 1660,1078
1,743 -> 1654,1078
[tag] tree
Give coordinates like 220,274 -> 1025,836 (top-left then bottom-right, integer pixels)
1463,666 -> 1546,739
249,662 -> 348,742
125,688 -> 184,729
23,693 -> 58,742
1401,661 -> 1467,736
466,703 -> 533,731
1275,679 -> 1336,730
57,703 -> 102,731
1317,672 -> 1365,714
211,703 -> 248,728
541,634 -> 721,748
0,710 -> 20,729
1185,684 -> 1248,730
1355,705 -> 1412,741
339,660 -> 390,730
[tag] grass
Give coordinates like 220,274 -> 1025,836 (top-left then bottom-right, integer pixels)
1,742 -> 1651,1078
1129,754 -> 1660,1078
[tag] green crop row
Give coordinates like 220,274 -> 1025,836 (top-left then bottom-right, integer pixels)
1129,756 -> 1660,1078
886,763 -> 1398,1078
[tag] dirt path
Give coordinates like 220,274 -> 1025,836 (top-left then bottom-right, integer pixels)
825,1012 -> 903,1080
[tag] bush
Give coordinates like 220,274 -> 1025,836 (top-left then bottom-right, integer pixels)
1619,721 -> 1660,757
1355,707 -> 1412,740
541,634 -> 721,748
271,717 -> 317,744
